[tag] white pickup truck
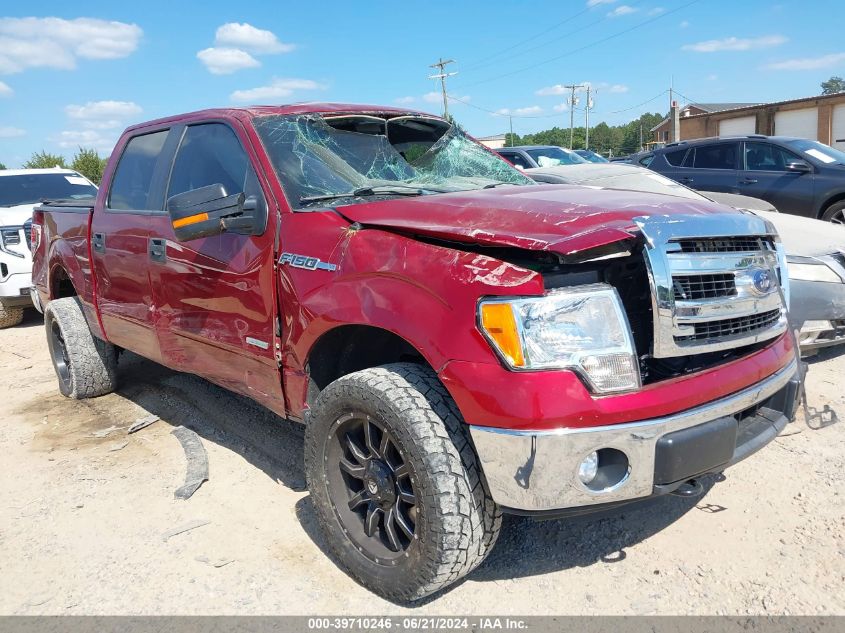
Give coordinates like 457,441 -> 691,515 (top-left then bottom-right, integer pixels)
0,168 -> 98,327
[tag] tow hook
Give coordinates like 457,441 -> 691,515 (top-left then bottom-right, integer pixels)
670,478 -> 704,498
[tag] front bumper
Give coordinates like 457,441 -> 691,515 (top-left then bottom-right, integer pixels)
470,357 -> 800,513
789,278 -> 845,352
0,272 -> 33,307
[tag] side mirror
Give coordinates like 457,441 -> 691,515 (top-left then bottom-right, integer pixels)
785,159 -> 812,173
166,183 -> 248,242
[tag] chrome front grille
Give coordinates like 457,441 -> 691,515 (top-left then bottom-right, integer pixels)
672,273 -> 736,300
676,237 -> 768,253
635,214 -> 788,358
675,309 -> 782,342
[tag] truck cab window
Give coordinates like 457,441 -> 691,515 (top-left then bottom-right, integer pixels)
168,123 -> 253,199
108,130 -> 169,210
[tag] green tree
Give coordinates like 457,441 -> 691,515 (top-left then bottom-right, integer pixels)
0,162 -> 6,170
23,150 -> 67,169
821,76 -> 845,95
71,147 -> 108,184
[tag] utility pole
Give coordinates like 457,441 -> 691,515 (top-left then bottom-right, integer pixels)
428,58 -> 457,119
565,84 -> 584,149
509,115 -> 514,147
584,86 -> 594,150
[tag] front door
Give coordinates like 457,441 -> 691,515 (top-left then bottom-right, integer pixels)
739,141 -> 815,216
146,121 -> 285,412
92,129 -> 171,362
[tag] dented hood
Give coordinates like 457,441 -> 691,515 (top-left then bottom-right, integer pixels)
337,184 -> 740,255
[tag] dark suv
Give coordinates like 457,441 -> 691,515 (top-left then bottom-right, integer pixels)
638,135 -> 845,223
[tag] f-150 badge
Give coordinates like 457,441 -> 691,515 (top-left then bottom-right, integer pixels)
279,252 -> 337,271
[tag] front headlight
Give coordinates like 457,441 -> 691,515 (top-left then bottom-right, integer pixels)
787,261 -> 841,283
479,284 -> 641,393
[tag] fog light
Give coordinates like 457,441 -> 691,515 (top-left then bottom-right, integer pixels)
578,451 -> 599,484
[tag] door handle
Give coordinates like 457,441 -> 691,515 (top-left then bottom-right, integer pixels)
741,178 -> 758,185
92,232 -> 106,254
679,176 -> 693,183
149,238 -> 166,263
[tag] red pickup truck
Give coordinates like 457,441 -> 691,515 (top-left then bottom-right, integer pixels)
32,104 -> 802,601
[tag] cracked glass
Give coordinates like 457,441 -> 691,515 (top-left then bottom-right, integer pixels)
253,114 -> 532,210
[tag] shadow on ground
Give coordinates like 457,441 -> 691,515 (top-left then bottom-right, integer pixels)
83,351 -> 719,601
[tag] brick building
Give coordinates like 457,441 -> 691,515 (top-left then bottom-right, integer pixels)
651,93 -> 845,150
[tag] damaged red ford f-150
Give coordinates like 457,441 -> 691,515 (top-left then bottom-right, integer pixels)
31,104 -> 803,601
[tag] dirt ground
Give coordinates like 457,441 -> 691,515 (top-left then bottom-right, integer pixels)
1,309 -> 843,615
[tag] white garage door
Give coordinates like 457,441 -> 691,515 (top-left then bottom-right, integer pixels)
719,115 -> 756,136
832,104 -> 845,151
774,108 -> 818,139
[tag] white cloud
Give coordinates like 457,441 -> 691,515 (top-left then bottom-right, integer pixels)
0,126 -> 25,138
682,35 -> 787,53
214,23 -> 294,54
66,100 -> 142,120
648,7 -> 665,15
536,84 -> 567,96
65,101 -> 142,131
680,20 -> 690,28
707,73 -> 719,81
537,81 -> 627,95
495,106 -> 543,116
608,5 -> 638,17
394,96 -> 416,104
0,17 -> 142,74
423,91 -> 443,103
53,129 -> 116,151
230,78 -> 325,103
0,80 -> 11,96
764,52 -> 845,71
553,103 -> 569,112
197,47 -> 260,74
587,0 -> 616,6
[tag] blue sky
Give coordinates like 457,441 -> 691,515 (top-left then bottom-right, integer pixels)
1,0 -> 844,166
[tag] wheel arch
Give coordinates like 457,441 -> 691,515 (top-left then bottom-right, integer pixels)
818,191 -> 845,220
304,324 -> 435,409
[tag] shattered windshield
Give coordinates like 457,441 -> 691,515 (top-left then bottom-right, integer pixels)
253,114 -> 532,209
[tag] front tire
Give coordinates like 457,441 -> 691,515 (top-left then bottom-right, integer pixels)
821,200 -> 845,224
0,303 -> 24,329
305,363 -> 501,602
45,297 -> 117,398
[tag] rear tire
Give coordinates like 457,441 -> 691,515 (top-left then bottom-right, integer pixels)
305,362 -> 501,602
821,200 -> 845,224
45,297 -> 117,398
0,304 -> 24,329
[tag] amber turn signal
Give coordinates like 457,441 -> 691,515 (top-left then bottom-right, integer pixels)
172,212 -> 210,229
480,303 -> 525,367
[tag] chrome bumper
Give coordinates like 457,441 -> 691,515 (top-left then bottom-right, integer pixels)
29,286 -> 43,313
470,358 -> 800,512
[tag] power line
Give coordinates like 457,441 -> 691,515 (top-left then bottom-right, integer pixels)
463,0 -> 648,75
456,0 -> 701,90
460,5 -> 593,72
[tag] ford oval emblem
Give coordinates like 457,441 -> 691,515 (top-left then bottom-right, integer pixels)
752,269 -> 774,294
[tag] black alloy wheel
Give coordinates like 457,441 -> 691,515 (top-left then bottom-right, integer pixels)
325,411 -> 417,564
49,318 -> 72,391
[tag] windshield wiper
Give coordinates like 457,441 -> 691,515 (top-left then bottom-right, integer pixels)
299,186 -> 429,205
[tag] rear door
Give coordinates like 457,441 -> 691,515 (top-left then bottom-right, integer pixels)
92,128 -> 171,362
739,141 -> 815,215
676,141 -> 740,193
146,120 -> 285,410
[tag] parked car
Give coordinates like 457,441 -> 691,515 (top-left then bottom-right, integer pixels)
0,168 -> 97,327
33,104 -> 801,602
574,149 -> 609,163
526,162 -> 845,352
640,135 -> 845,222
495,145 -> 587,169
